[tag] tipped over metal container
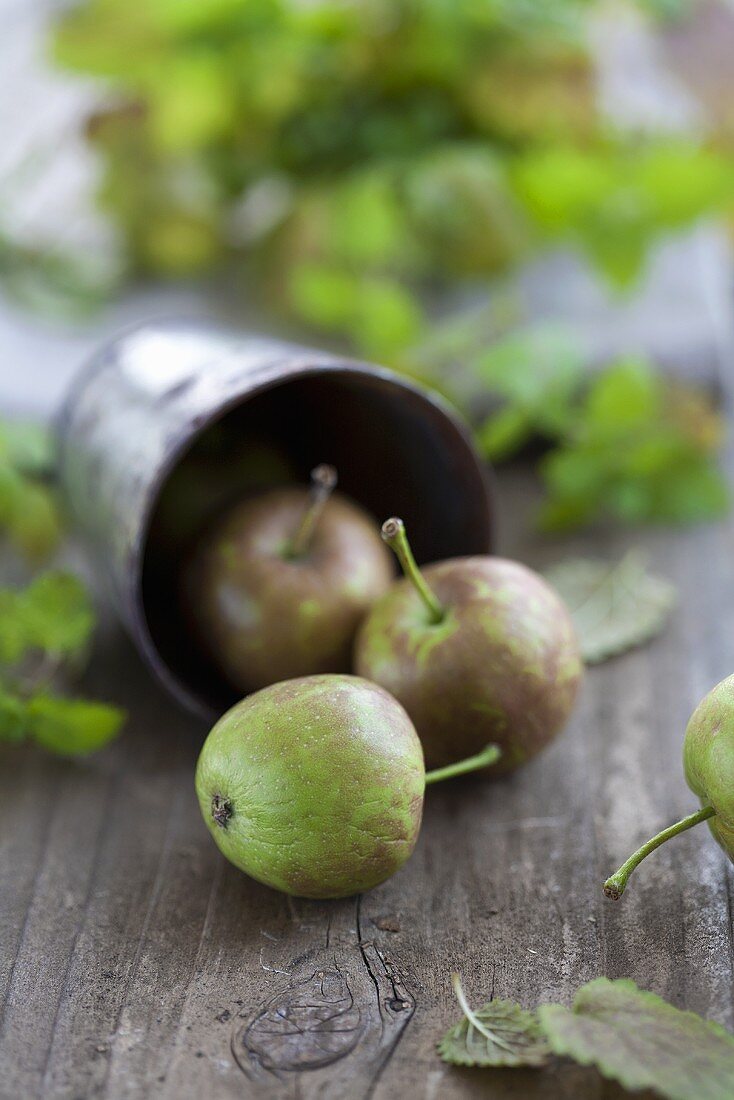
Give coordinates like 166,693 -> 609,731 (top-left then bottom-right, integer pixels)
57,320 -> 496,720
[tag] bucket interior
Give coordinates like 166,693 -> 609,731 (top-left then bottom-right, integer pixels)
141,367 -> 494,717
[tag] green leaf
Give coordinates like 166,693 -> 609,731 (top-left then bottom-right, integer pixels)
0,421 -> 55,476
0,448 -> 61,562
403,146 -> 526,275
538,978 -> 734,1100
473,324 -> 585,423
537,494 -> 597,533
0,572 -> 95,665
537,445 -> 607,531
512,146 -> 613,231
512,143 -> 734,289
351,278 -> 424,358
639,144 -> 734,227
5,480 -> 62,562
289,262 -> 424,357
328,171 -> 409,269
438,973 -> 551,1068
536,360 -> 728,532
288,263 -> 359,329
470,323 -> 588,461
645,457 -> 730,524
543,553 -> 676,664
0,690 -> 28,743
146,56 -> 234,153
0,590 -> 29,664
19,572 -> 95,658
583,358 -> 662,437
26,695 -> 125,756
476,404 -> 533,461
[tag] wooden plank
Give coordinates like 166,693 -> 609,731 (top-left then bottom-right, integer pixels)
1,465 -> 733,1099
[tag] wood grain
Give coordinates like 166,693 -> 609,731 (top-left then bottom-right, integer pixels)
1,463 -> 733,1099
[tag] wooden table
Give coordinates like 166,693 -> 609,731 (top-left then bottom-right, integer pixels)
1,462 -> 733,1099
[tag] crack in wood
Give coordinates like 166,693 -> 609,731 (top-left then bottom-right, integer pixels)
230,898 -> 416,1096
233,967 -> 365,1075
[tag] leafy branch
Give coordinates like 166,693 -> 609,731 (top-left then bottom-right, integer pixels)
0,421 -> 125,756
6,2 -> 731,538
0,569 -> 125,756
39,0 -> 734,352
0,420 -> 61,561
413,319 -> 729,532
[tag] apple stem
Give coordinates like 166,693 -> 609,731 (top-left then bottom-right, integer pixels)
603,804 -> 716,900
381,517 -> 444,624
289,464 -> 338,558
424,744 -> 501,785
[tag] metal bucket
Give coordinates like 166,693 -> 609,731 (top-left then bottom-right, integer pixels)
57,320 -> 496,720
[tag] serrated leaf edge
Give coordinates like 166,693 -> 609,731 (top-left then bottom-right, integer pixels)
572,977 -> 734,1043
438,975 -> 551,1068
538,978 -> 734,1098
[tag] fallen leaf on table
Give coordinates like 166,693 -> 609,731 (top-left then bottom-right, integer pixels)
438,974 -> 551,1068
539,977 -> 734,1100
544,552 -> 676,664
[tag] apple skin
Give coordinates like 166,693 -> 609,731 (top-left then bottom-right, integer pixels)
184,487 -> 393,694
195,675 -> 425,898
683,674 -> 734,861
355,556 -> 583,774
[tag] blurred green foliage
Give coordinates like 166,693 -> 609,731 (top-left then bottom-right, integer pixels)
44,1 -> 731,534
0,422 -> 125,755
51,0 -> 734,355
0,421 -> 61,562
470,330 -> 729,529
0,570 -> 126,756
538,362 -> 728,529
